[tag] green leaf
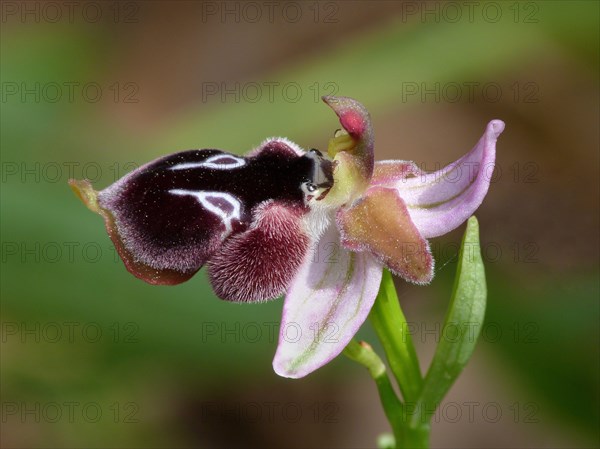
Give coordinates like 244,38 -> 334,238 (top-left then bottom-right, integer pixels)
414,216 -> 487,423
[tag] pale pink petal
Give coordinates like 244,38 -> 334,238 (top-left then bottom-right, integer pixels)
273,224 -> 382,378
379,120 -> 504,238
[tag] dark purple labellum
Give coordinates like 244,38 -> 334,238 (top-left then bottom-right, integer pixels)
91,140 -> 333,302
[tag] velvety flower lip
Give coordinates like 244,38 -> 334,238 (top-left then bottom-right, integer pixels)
273,97 -> 504,378
69,139 -> 335,300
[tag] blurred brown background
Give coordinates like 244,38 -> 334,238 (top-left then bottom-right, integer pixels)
1,1 -> 598,448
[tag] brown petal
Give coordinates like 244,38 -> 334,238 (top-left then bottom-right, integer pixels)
337,186 -> 433,284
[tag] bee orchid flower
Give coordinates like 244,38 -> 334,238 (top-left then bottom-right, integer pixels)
69,96 -> 504,379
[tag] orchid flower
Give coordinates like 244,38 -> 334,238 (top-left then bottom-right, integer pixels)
69,96 -> 504,379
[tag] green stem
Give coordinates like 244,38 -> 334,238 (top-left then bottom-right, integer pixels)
344,338 -> 430,449
369,269 -> 423,403
346,270 -> 434,447
343,340 -> 404,445
397,424 -> 430,449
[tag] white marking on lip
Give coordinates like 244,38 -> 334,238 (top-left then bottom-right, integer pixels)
169,189 -> 242,233
169,154 -> 246,170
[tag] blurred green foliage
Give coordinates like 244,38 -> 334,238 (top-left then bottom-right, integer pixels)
1,2 -> 598,447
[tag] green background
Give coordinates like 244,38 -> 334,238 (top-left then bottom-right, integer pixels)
1,1 -> 598,447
